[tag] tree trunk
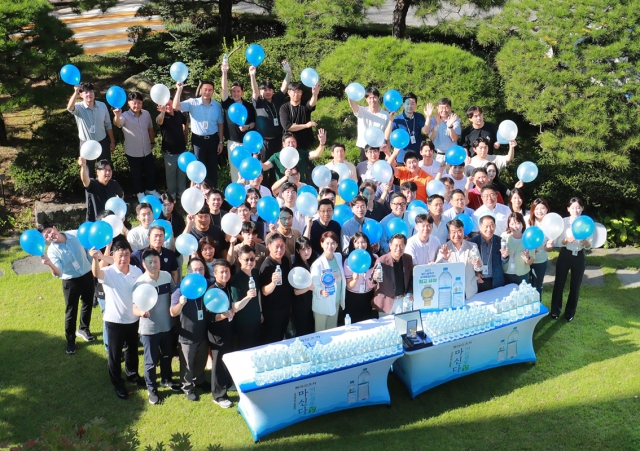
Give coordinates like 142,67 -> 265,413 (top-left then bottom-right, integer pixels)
219,0 -> 233,44
392,0 -> 412,39
0,113 -> 7,145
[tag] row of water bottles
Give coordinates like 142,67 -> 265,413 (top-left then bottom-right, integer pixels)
250,325 -> 403,386
422,304 -> 498,345
493,281 -> 541,327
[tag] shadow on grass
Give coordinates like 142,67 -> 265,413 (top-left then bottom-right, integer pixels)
0,330 -> 146,445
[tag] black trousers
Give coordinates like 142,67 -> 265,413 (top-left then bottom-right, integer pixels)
62,271 -> 94,343
292,293 -> 314,337
234,321 -> 262,351
262,308 -> 290,345
105,320 -> 140,389
192,133 -> 220,187
344,290 -> 374,324
477,277 -> 494,293
260,137 -> 281,188
208,319 -> 234,401
126,153 -> 156,194
80,136 -> 111,178
551,248 -> 586,318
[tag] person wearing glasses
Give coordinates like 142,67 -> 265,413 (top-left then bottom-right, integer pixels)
356,144 -> 389,184
266,207 -> 302,262
473,185 -> 511,236
304,198 -> 341,255
310,231 -> 346,332
380,193 -> 415,253
230,246 -> 261,349
467,167 -> 505,210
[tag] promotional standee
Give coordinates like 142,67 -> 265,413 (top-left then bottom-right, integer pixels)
413,262 -> 465,310
223,320 -> 403,442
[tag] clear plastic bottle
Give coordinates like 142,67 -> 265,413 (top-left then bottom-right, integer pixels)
507,327 -> 519,358
438,267 -> 452,309
452,277 -> 464,308
532,288 -> 541,314
509,290 -> 518,323
374,262 -> 383,283
516,289 -> 525,320
223,53 -> 229,63
494,299 -> 503,327
345,314 -> 352,332
274,265 -> 282,286
402,293 -> 413,312
248,276 -> 256,293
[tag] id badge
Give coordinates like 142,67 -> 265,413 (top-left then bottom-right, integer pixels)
89,125 -> 95,134
482,264 -> 489,276
572,250 -> 578,256
197,309 -> 204,321
509,260 -> 516,273
273,118 -> 279,126
72,261 -> 81,270
410,134 -> 416,144
202,121 -> 209,130
359,280 -> 365,294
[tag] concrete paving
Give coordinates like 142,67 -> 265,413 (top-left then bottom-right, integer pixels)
12,256 -> 49,276
543,260 -> 605,287
615,269 -> 640,289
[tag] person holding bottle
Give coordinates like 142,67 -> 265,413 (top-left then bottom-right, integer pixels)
291,237 -> 317,336
372,234 -> 414,316
501,212 -> 534,285
260,233 -> 293,344
550,197 -> 592,322
343,232 -> 378,323
230,245 -> 261,350
310,232 -> 346,332
527,198 -> 555,296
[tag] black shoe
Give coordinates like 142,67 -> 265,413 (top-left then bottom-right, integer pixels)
76,329 -> 96,342
566,316 -> 574,322
549,313 -> 559,320
65,343 -> 76,355
93,298 -> 99,308
197,381 -> 212,393
185,391 -> 198,401
148,390 -> 160,405
115,387 -> 129,400
127,375 -> 146,387
161,379 -> 181,392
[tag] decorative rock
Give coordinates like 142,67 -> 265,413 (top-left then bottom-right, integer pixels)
12,256 -> 48,275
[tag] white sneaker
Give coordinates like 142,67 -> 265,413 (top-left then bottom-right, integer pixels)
146,190 -> 161,199
214,398 -> 233,409
137,192 -> 145,202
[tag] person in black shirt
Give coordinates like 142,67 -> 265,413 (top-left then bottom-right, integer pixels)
303,199 -> 342,256
206,188 -> 228,228
279,82 -> 319,153
459,106 -> 499,156
291,236 -> 317,336
157,101 -> 189,198
184,204 -> 225,256
129,225 -> 180,285
230,245 -> 261,350
79,157 -> 123,222
360,181 -> 389,222
259,233 -> 293,344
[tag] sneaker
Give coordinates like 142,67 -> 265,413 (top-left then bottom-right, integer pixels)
76,329 -> 96,342
146,189 -> 161,199
65,343 -> 76,355
185,391 -> 198,402
213,398 -> 233,409
127,375 -> 147,387
161,379 -> 181,392
137,192 -> 145,202
566,315 -> 574,322
148,390 -> 160,405
115,386 -> 129,400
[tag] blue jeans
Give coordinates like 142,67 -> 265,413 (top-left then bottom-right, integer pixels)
96,297 -> 108,353
140,331 -> 173,391
530,260 -> 548,296
504,272 -> 530,285
163,152 -> 187,197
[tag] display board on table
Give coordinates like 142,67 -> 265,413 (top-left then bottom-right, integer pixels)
412,262 -> 465,310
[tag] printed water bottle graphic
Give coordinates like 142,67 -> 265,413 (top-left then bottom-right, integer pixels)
507,327 -> 519,359
452,276 -> 464,308
497,339 -> 506,362
357,368 -> 370,401
348,381 -> 356,404
438,267 -> 452,309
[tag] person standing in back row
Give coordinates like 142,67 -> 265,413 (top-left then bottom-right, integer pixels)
157,101 -> 189,199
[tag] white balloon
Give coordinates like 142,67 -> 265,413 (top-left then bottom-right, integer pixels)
175,233 -> 198,255
150,84 -> 171,105
288,267 -> 312,289
221,212 -> 243,236
372,160 -> 393,184
539,212 -> 564,241
102,214 -> 123,236
364,127 -> 386,148
133,283 -> 158,312
280,146 -> 299,169
105,197 -> 127,220
312,166 -> 331,188
498,120 -> 518,141
80,140 -> 102,160
427,179 -> 446,197
181,187 -> 205,215
333,162 -> 351,182
592,222 -> 607,248
186,160 -> 207,183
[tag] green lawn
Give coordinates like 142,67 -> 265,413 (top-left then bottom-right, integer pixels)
1,245 -> 639,450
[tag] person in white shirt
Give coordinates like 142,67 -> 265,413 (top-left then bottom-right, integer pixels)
443,189 -> 478,233
279,182 -> 306,232
347,87 -> 390,161
406,213 -> 441,265
473,185 -> 511,237
325,142 -> 357,182
428,194 -> 449,245
127,203 -> 154,251
465,136 -> 516,177
418,141 -> 443,179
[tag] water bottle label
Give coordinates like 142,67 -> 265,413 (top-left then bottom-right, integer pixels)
322,270 -> 335,294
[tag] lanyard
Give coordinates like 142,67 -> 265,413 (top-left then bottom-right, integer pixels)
264,100 -> 277,119
403,114 -> 416,135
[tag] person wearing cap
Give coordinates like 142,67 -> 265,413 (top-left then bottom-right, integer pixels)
385,92 -> 426,164
469,213 -> 509,292
346,87 -> 390,162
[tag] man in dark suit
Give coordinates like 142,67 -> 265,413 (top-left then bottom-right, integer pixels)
372,234 -> 413,316
469,213 -> 509,293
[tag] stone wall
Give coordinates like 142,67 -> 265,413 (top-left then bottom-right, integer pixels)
34,200 -> 87,229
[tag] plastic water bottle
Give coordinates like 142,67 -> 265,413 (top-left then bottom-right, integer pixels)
374,262 -> 383,283
516,289 -> 524,320
509,290 -> 518,323
402,293 -> 413,312
494,299 -> 503,327
438,267 -> 452,309
523,286 -> 532,317
452,277 -> 464,308
275,265 -> 282,286
532,289 -> 541,314
501,235 -> 508,250
507,327 -> 519,358
501,299 -> 510,324
223,53 -> 229,63
248,276 -> 256,293
345,314 -> 352,332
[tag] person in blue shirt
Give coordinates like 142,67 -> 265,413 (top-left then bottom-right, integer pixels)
39,223 -> 95,355
385,92 -> 426,164
423,98 -> 461,161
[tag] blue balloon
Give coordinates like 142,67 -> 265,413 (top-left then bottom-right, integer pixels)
150,219 -> 173,240
386,217 -> 409,238
170,62 -> 189,82
300,68 -> 319,87
228,103 -> 248,126
390,129 -> 411,149
181,273 -> 207,299
362,220 -> 383,244
383,90 -> 403,111
408,207 -> 428,228
204,288 -> 230,313
140,195 -> 162,219
333,204 -> 354,226
445,145 -> 467,166
77,222 -> 93,249
238,156 -> 262,180
257,196 -> 280,224
88,220 -> 113,250
455,213 -> 475,236
178,152 -> 197,172
105,86 -> 126,109
230,146 -> 251,168
245,44 -> 266,67
347,249 -> 372,274
338,179 -> 359,203
407,200 -> 428,212
298,185 -> 318,198
60,64 -> 80,85
572,216 -> 595,240
522,225 -> 545,250
20,229 -> 46,256
243,131 -> 264,154
225,182 -> 247,208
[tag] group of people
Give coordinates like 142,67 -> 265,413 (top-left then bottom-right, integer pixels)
50,66 -> 592,405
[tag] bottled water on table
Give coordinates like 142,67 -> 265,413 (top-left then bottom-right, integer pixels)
438,267 -> 452,309
344,314 -> 352,332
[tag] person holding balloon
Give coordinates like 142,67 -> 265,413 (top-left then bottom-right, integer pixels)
160,193 -> 186,258
385,92 -> 426,164
389,150 -> 433,202
527,198 -> 556,296
343,233 -> 378,322
205,189 -> 228,228
346,86 -> 390,162
67,82 -> 115,175
172,80 -> 225,187
156,101 -> 189,199
265,207 -> 303,262
290,236 -> 318,336
360,181 -> 388,222
227,221 -> 268,273
436,219 -> 482,299
423,98 -> 461,161
127,203 -> 154,252
241,173 -> 273,199
261,130 -> 327,184
272,167 -> 305,198
184,204 -> 225,256
459,106 -> 500,154
279,81 -> 320,164
38,223 -> 95,354
380,193 -> 415,253
230,245 -> 262,349
418,141 -> 445,179
550,197 -> 593,322
325,143 -> 358,182
309,232 -> 346,332
443,189 -> 476,232
130,225 -> 180,285
340,195 -> 380,254
501,212 -> 534,285
113,91 -> 159,202
466,137 -> 516,177
303,198 -> 342,256
79,157 -> 123,222
356,144 -> 384,184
